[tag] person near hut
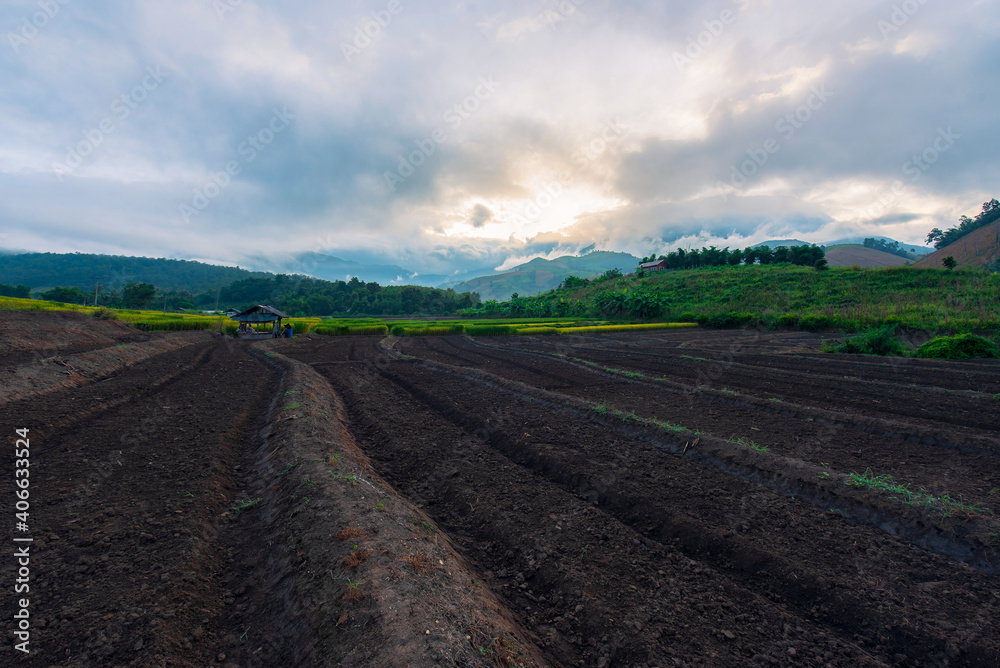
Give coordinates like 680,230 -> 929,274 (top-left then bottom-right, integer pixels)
284,323 -> 293,338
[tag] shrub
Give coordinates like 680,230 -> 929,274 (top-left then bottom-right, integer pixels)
774,314 -> 799,329
830,325 -> 909,356
91,307 -> 118,320
915,334 -> 1000,360
698,312 -> 756,329
798,315 -> 832,332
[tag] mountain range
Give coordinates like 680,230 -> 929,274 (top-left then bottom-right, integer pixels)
0,233 -> 953,303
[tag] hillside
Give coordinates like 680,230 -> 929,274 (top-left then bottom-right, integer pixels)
914,219 -> 1000,270
466,264 -> 1000,334
449,251 -> 641,300
823,245 -> 911,268
0,253 -> 267,293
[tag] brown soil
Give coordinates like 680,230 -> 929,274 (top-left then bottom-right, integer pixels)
3,313 -> 999,667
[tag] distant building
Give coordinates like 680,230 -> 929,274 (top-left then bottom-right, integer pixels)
225,308 -> 240,317
639,259 -> 668,272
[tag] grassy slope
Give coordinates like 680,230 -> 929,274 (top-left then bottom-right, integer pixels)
553,265 -> 1000,333
823,245 -> 911,268
914,219 -> 1000,270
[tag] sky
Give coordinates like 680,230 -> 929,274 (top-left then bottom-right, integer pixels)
1,0 -> 998,281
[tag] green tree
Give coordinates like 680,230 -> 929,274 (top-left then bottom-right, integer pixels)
39,286 -> 86,303
121,282 -> 157,309
942,256 -> 957,270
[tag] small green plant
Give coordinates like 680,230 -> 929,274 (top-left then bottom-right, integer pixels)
234,498 -> 262,512
594,404 -> 607,414
185,491 -> 194,497
845,469 -> 993,517
720,388 -> 738,396
654,420 -> 687,433
375,500 -> 385,512
279,462 -> 296,475
284,390 -> 301,396
768,397 -> 783,403
829,508 -> 845,517
285,402 -> 302,410
729,436 -> 767,452
329,453 -> 341,466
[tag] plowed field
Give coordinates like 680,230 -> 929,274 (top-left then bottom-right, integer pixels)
3,315 -> 998,667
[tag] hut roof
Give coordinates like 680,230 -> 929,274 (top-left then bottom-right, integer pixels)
639,260 -> 666,268
230,305 -> 289,322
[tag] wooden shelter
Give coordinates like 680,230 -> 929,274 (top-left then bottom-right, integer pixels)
230,305 -> 289,339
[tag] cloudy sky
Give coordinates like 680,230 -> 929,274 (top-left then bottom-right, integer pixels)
1,0 -> 998,279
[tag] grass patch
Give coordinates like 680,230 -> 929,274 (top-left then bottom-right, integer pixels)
844,469 -> 993,517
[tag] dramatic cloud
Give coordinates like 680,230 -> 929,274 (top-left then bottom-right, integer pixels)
1,0 -> 998,280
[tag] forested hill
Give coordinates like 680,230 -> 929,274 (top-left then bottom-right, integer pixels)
0,253 -> 266,292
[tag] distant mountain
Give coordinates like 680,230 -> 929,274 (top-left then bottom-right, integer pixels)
823,245 -> 911,268
448,251 -> 641,301
751,237 -> 932,257
0,252 -> 267,293
825,236 -> 932,256
258,252 -> 428,286
913,219 -> 1000,270
752,239 -> 812,249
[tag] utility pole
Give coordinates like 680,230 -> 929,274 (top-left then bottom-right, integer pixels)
90,276 -> 102,306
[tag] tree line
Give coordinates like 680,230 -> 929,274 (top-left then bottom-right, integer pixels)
862,238 -> 913,259
926,198 -> 1000,249
27,274 -> 480,316
639,244 -> 827,271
